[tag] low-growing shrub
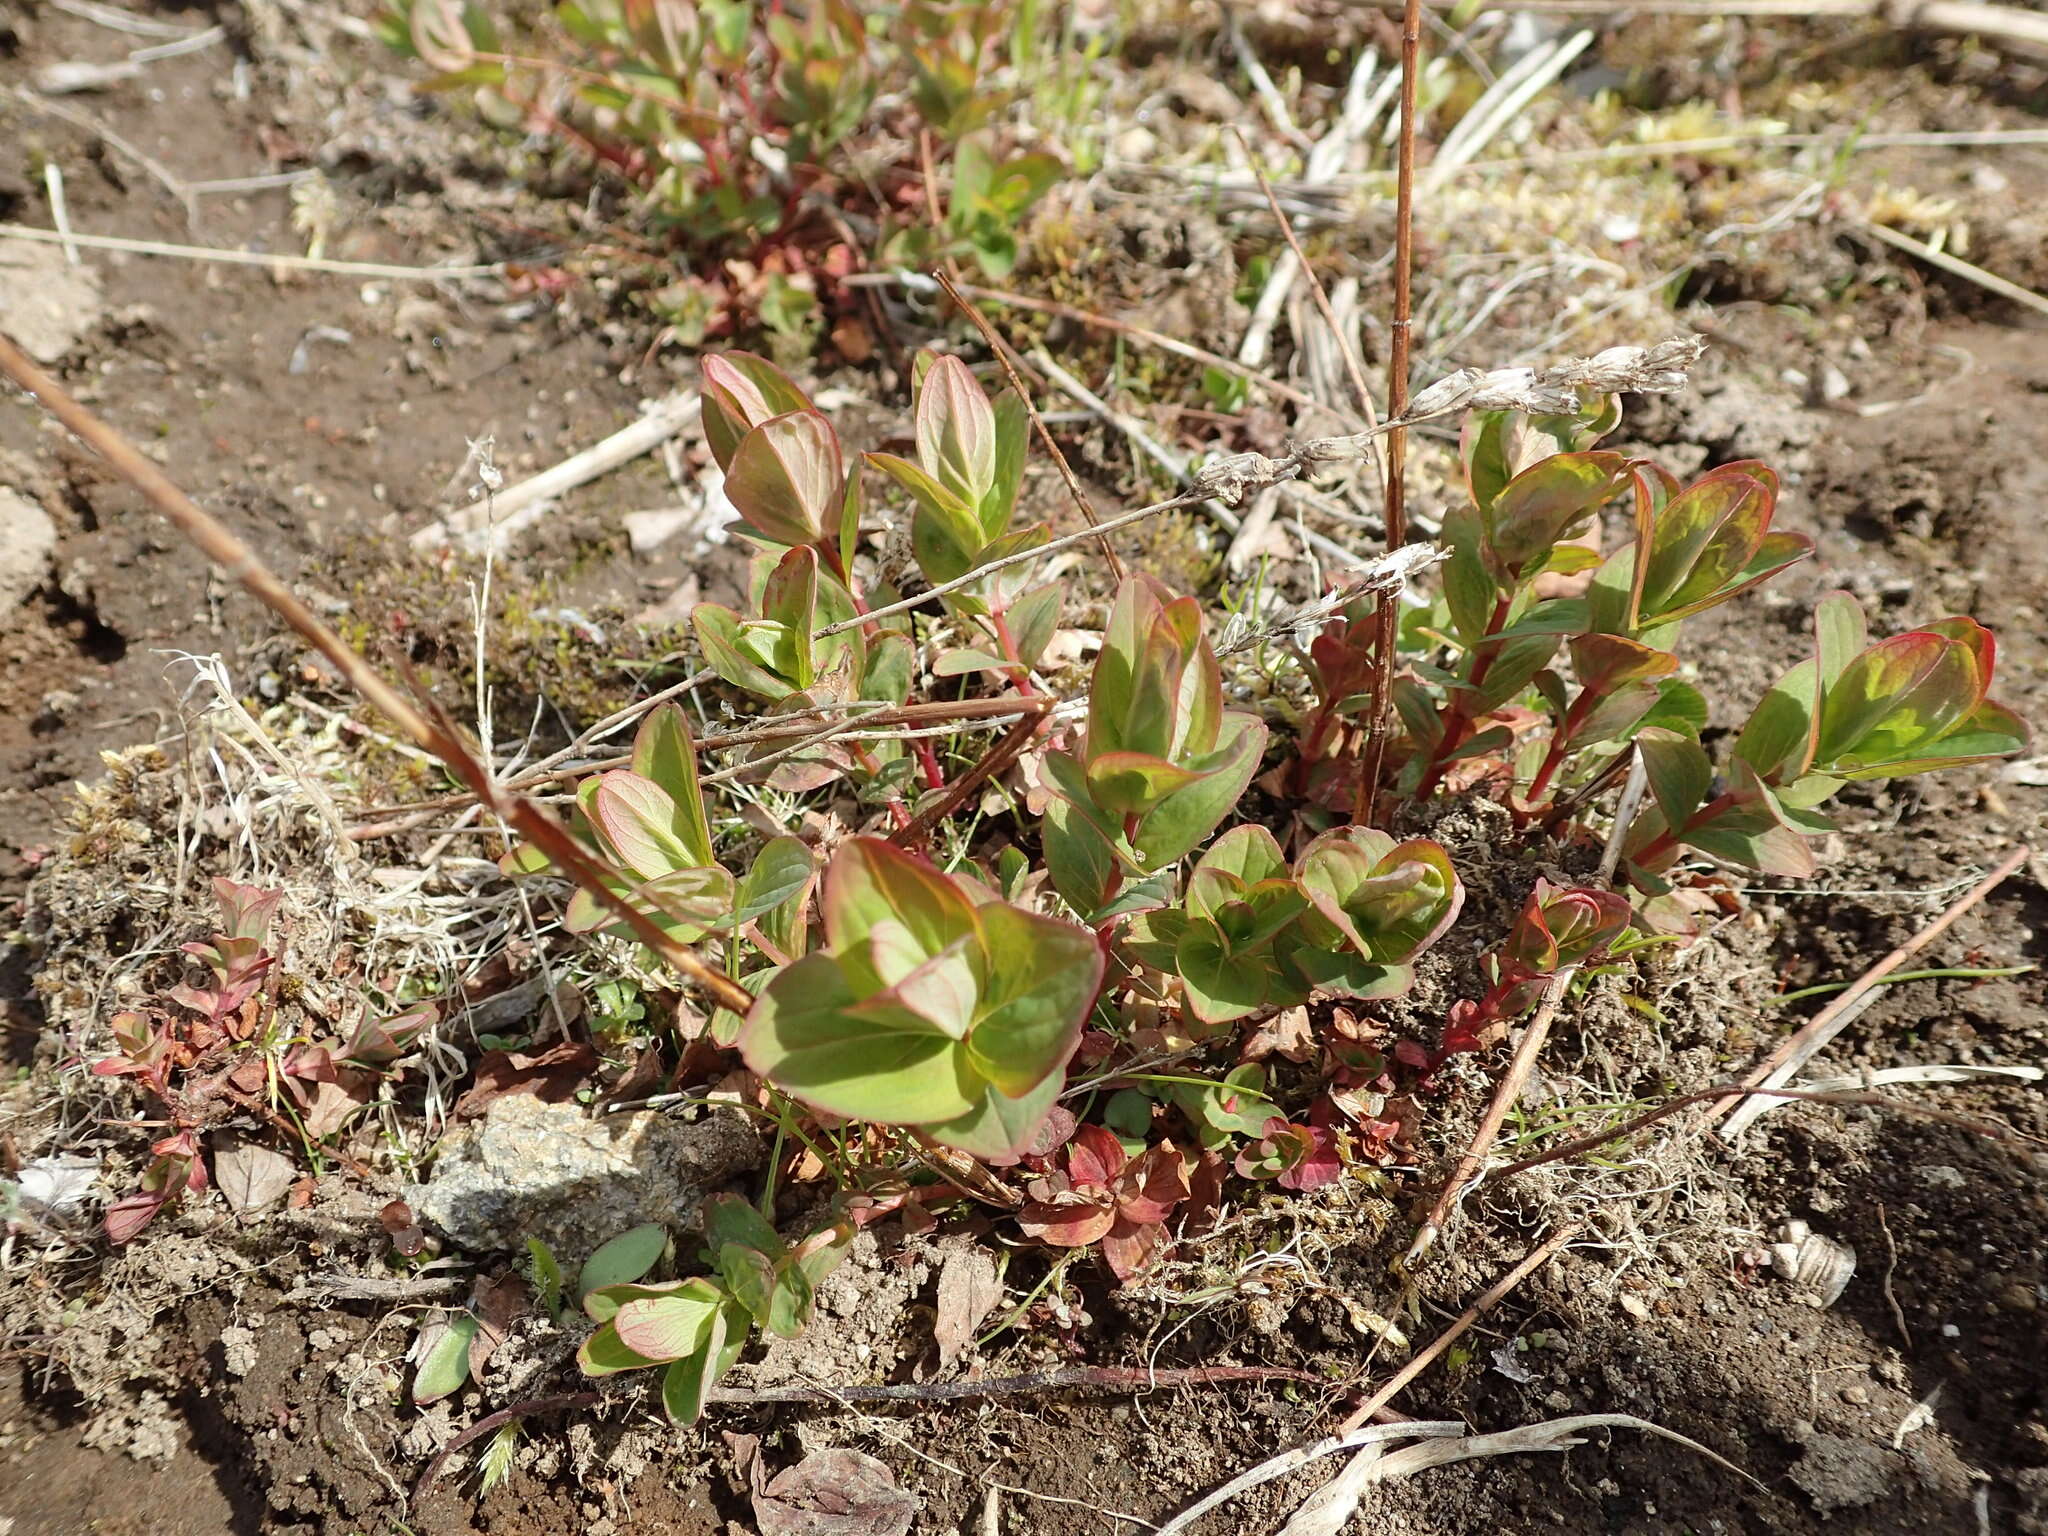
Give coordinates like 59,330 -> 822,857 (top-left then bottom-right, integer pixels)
476,343 -> 2027,1419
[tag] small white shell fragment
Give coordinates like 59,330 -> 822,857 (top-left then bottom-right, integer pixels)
1768,1219 -> 1857,1307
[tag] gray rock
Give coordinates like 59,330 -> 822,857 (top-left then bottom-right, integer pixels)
0,239 -> 105,363
0,488 -> 57,615
408,1093 -> 761,1263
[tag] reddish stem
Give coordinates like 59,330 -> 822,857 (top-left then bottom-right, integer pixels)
1413,593 -> 1514,800
1631,788 -> 1740,869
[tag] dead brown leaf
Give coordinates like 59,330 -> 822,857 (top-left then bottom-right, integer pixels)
932,1243 -> 1004,1370
452,1041 -> 600,1119
753,1448 -> 919,1536
213,1136 -> 296,1218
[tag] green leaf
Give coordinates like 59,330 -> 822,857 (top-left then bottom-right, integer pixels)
1637,727 -> 1711,832
1814,590 -> 1867,691
986,389 -> 1029,540
412,1313 -> 479,1404
934,647 -> 1016,678
1176,921 -> 1275,1023
921,1070 -> 1063,1159
742,953 -> 973,1122
630,705 -> 715,868
693,602 -> 790,699
1633,680 -> 1707,740
725,410 -> 842,548
1042,791 -> 1117,914
526,1237 -> 564,1316
1733,658 -> 1820,784
916,352 -> 999,514
701,1191 -> 783,1261
577,1223 -> 670,1302
760,546 -> 820,688
1484,451 -> 1629,577
1295,828 -> 1461,962
1007,584 -> 1062,670
717,1241 -> 779,1329
701,352 -> 814,473
611,1278 -> 724,1364
582,1279 -> 690,1327
963,903 -> 1102,1096
731,836 -> 814,929
577,1321 -> 660,1377
1131,714 -> 1268,869
822,837 -> 980,959
865,450 -> 982,561
590,771 -> 696,878
1440,507 -> 1497,647
860,629 -> 915,705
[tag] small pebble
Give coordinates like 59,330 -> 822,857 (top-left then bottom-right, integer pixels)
1841,1385 -> 1870,1405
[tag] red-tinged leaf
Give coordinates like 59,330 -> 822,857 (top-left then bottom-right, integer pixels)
591,770 -> 696,878
1567,633 -> 1677,694
1637,463 -> 1777,617
1277,1125 -> 1342,1192
1484,451 -> 1630,576
1100,1216 -> 1167,1282
1114,1142 -> 1189,1225
104,1189 -> 169,1245
1083,750 -> 1201,817
1065,1122 -> 1128,1187
630,704 -> 715,868
1816,631 -> 1979,771
1732,658 -> 1820,785
702,352 -> 813,472
610,1280 -> 724,1363
725,409 -> 841,548
820,838 -> 980,961
1015,1189 -> 1118,1247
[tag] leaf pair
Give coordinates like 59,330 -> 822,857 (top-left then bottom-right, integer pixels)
1586,461 -> 1813,637
1122,825 -> 1461,1025
1628,594 -> 2027,878
740,839 -> 1103,1158
865,352 -> 1038,616
1043,576 -> 1270,915
573,1208 -> 851,1426
500,704 -> 815,950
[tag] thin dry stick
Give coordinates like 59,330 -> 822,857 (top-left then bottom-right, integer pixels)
1718,843 -> 2030,1139
1858,220 -> 2048,321
1357,0 -> 1424,819
889,703 -> 1053,849
0,330 -> 751,1018
1406,755 -> 1648,1265
934,269 -> 1124,579
1337,1222 -> 1582,1435
0,220 -> 503,280
1481,1082 -> 2040,1187
853,273 -> 1347,420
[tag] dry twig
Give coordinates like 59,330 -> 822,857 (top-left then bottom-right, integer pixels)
1719,843 -> 2029,1139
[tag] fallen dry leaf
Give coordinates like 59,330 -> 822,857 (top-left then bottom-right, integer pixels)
452,1041 -> 600,1119
753,1448 -> 919,1536
467,1272 -> 529,1381
213,1136 -> 296,1218
932,1243 -> 1004,1370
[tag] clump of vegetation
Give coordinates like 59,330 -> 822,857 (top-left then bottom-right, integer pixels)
377,0 -> 1060,337
86,878 -> 435,1243
467,343 -> 2029,1423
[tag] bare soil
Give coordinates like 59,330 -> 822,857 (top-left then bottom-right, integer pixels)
5,7 -> 2048,1536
